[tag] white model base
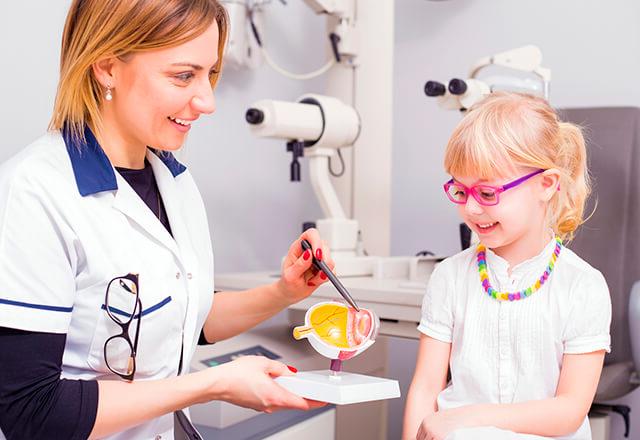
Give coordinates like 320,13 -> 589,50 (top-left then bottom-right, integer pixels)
275,370 -> 400,405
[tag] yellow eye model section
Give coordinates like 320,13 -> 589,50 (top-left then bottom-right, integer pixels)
293,302 -> 376,348
294,303 -> 350,347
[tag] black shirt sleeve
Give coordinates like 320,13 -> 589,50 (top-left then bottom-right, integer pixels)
0,327 -> 98,440
198,329 -> 214,345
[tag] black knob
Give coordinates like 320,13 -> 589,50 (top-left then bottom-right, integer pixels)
424,81 -> 446,97
302,222 -> 316,232
245,108 -> 264,124
448,78 -> 467,95
290,159 -> 300,182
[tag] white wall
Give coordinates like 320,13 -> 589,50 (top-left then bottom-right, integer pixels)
0,2 -> 69,160
389,1 -> 640,439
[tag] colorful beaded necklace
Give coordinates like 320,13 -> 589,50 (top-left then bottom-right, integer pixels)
476,237 -> 562,301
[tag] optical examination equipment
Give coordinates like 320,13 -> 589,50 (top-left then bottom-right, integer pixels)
424,45 -> 551,111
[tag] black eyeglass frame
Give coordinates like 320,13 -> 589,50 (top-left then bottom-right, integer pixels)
103,273 -> 141,381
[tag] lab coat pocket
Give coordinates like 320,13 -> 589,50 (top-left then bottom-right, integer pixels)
87,295 -> 178,377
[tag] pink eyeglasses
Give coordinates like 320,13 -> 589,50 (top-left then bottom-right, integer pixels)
443,169 -> 545,206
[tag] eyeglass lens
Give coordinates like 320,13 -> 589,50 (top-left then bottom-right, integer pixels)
446,183 -> 498,205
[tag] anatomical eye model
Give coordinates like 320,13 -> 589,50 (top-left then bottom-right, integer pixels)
275,301 -> 399,405
293,301 -> 379,366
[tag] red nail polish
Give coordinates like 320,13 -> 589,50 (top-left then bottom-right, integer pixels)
320,273 -> 327,280
307,281 -> 316,287
316,248 -> 323,260
303,250 -> 310,261
287,365 -> 298,373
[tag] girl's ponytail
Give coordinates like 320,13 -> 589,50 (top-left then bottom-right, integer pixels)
550,122 -> 590,242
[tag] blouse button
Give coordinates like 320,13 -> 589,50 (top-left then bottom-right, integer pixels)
187,273 -> 193,280
176,272 -> 181,280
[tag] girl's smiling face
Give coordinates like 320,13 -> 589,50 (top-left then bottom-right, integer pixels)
454,168 -> 558,264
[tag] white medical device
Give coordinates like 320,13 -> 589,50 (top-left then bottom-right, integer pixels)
220,0 -> 357,74
219,0 -> 261,69
246,94 -> 363,261
425,45 -> 552,111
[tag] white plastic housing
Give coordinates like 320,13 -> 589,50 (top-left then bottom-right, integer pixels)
316,218 -> 359,252
458,78 -> 491,109
298,94 -> 360,150
247,100 -> 324,140
246,94 -> 360,150
220,1 -> 261,69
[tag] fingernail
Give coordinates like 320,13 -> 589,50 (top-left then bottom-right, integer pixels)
320,272 -> 327,280
303,250 -> 310,261
287,365 -> 298,373
307,281 -> 316,287
316,248 -> 323,260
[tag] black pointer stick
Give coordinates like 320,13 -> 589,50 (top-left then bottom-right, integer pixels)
301,239 -> 360,312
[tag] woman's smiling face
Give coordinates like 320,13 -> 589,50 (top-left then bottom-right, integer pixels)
105,21 -> 219,152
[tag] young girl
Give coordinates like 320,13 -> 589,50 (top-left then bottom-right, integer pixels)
403,92 -> 611,440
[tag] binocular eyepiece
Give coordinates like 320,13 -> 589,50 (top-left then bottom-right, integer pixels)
424,78 -> 469,96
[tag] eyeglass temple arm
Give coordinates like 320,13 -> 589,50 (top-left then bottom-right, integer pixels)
501,169 -> 545,190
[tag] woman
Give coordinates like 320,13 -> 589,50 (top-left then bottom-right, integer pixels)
0,1 -> 333,439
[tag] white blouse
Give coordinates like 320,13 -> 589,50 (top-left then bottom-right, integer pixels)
418,237 -> 612,440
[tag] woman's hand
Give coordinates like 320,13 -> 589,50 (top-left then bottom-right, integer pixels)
210,355 -> 325,413
417,407 -> 474,440
277,228 -> 335,304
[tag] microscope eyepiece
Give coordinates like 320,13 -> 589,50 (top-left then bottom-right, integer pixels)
424,81 -> 446,97
245,108 -> 265,125
448,78 -> 468,95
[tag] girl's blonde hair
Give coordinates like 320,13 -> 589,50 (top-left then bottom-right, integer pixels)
49,0 -> 228,141
444,92 -> 590,242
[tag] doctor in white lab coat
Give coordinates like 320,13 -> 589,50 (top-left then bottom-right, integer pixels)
0,1 -> 333,439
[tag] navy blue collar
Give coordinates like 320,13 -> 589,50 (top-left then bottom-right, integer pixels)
63,126 -> 187,196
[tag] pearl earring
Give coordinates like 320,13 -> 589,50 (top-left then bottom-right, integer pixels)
105,85 -> 113,101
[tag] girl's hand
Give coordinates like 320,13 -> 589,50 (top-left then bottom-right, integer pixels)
277,228 -> 335,304
417,408 -> 473,440
211,355 -> 325,413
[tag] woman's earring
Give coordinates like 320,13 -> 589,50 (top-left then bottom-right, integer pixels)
105,85 -> 113,101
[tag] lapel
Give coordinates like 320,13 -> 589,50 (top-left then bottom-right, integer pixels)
111,155 -> 181,261
147,151 -> 192,263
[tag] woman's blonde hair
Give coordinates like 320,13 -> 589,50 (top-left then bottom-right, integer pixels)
49,0 -> 228,141
443,92 -> 590,242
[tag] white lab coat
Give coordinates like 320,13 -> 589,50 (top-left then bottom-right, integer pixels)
0,129 -> 214,439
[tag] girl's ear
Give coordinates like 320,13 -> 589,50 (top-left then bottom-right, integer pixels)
540,169 -> 561,202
